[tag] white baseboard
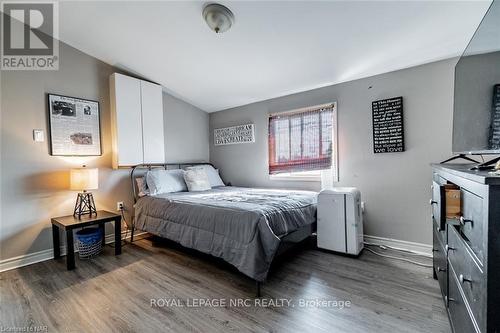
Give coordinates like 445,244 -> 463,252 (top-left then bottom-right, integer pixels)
363,235 -> 432,257
0,248 -> 57,273
0,231 -> 147,273
1,232 -> 430,273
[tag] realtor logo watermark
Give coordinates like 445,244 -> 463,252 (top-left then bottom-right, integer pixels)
1,1 -> 59,70
150,297 -> 352,309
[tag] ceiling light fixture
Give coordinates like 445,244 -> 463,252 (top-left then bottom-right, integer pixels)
202,3 -> 234,34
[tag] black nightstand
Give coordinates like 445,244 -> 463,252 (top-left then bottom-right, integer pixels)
51,210 -> 122,270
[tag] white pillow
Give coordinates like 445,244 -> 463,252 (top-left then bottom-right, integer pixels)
135,177 -> 149,197
183,168 -> 211,192
187,165 -> 225,187
146,169 -> 187,195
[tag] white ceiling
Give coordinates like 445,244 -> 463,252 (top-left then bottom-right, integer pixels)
58,1 -> 492,112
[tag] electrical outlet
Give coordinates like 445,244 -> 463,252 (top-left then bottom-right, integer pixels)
117,201 -> 124,211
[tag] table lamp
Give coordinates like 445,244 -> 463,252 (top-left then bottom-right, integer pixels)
70,165 -> 98,218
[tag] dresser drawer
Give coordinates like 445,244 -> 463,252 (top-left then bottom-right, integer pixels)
432,227 -> 447,300
460,189 -> 484,263
448,264 -> 480,333
432,172 -> 446,185
431,181 -> 446,230
433,218 -> 446,247
448,225 -> 485,332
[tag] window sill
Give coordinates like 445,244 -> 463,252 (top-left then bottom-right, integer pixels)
269,175 -> 321,182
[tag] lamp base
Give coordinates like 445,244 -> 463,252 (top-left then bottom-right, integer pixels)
73,192 -> 97,218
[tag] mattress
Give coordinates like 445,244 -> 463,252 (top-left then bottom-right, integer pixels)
134,186 -> 317,281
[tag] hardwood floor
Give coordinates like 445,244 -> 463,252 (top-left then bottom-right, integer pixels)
0,237 -> 450,333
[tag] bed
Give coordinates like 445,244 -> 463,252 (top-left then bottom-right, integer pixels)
130,163 -> 318,295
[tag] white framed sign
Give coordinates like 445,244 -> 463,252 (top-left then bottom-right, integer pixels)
214,124 -> 255,146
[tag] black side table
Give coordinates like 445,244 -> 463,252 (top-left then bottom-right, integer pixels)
51,210 -> 122,270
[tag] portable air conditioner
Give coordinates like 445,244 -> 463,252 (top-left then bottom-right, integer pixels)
317,188 -> 364,255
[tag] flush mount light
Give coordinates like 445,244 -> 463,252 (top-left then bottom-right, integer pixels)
202,3 -> 234,34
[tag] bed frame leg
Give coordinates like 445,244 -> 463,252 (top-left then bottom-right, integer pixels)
130,225 -> 135,243
256,281 -> 261,298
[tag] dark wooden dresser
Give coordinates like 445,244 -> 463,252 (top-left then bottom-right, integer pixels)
431,164 -> 500,333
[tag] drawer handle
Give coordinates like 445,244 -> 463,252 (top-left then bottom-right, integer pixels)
436,226 -> 441,233
459,216 -> 473,227
459,274 -> 472,284
445,296 -> 456,304
432,248 -> 439,252
429,199 -> 438,205
445,245 -> 455,252
437,266 -> 446,272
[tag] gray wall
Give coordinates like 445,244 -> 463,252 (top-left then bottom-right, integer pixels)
164,93 -> 209,162
210,59 -> 457,245
0,42 -> 209,261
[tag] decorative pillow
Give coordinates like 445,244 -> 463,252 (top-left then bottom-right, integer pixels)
187,165 -> 225,187
183,168 -> 211,192
135,177 -> 150,197
146,169 -> 188,195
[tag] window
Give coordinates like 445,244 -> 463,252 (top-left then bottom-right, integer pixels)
268,103 -> 337,180
270,169 -> 322,181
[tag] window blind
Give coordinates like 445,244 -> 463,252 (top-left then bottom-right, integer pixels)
268,104 -> 334,174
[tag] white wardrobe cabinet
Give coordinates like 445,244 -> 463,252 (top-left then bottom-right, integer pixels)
110,73 -> 165,168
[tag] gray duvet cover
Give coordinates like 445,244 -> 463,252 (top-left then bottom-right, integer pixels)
134,186 -> 317,281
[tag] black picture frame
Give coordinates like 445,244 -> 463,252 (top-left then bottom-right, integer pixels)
488,84 -> 500,150
47,93 -> 102,156
372,96 -> 405,153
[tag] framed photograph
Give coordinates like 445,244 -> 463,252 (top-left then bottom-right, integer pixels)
48,94 -> 101,156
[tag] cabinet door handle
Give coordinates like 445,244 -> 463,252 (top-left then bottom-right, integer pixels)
432,248 -> 439,252
459,216 -> 473,227
445,296 -> 456,304
437,266 -> 446,272
459,274 -> 472,284
430,199 -> 438,205
446,244 -> 455,252
436,226 -> 441,233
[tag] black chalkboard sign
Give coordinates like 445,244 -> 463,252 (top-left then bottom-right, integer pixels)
488,84 -> 500,150
372,97 -> 404,153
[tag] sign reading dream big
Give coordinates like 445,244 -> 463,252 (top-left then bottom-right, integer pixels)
214,124 -> 255,146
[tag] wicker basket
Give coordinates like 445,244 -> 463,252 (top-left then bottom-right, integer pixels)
76,228 -> 102,259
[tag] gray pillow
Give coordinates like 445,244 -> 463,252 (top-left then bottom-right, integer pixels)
146,169 -> 187,195
187,165 -> 225,187
183,168 -> 211,192
135,177 -> 150,197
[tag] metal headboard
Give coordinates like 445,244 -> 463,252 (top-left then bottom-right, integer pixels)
130,162 -> 218,203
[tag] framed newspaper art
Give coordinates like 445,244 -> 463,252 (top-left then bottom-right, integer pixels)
48,94 -> 102,156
